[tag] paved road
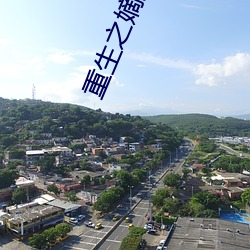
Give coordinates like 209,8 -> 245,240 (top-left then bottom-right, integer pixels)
56,141 -> 194,250
219,144 -> 245,157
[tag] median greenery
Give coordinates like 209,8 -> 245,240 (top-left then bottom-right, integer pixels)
119,227 -> 147,250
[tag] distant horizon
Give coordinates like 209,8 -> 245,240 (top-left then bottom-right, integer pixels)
2,95 -> 250,120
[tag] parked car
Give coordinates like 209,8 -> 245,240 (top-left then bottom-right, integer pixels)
84,221 -> 95,228
128,223 -> 134,229
59,234 -> 68,242
95,223 -> 102,230
144,223 -> 153,230
69,217 -> 78,224
78,214 -> 86,221
147,228 -> 156,234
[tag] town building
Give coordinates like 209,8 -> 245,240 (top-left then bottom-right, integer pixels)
166,217 -> 250,249
0,202 -> 64,238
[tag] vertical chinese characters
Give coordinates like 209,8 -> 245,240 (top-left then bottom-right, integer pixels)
82,0 -> 146,100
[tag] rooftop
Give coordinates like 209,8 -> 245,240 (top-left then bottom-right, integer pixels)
166,217 -> 250,250
2,204 -> 62,225
47,199 -> 81,212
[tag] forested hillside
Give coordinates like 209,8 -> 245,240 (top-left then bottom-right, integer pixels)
144,113 -> 250,137
0,98 -> 182,157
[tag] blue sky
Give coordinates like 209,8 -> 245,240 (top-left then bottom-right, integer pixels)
1,0 -> 250,116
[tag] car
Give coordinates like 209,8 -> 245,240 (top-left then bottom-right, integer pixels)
128,223 -> 134,229
69,217 -> 78,224
124,217 -> 130,223
159,240 -> 165,246
112,214 -> 120,221
95,223 -> 102,230
59,234 -> 68,242
84,221 -> 95,228
147,228 -> 156,234
144,223 -> 153,230
78,214 -> 86,221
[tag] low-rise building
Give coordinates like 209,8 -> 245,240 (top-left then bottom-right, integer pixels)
53,179 -> 81,193
1,203 -> 64,238
166,217 -> 250,250
26,150 -> 44,166
108,163 -> 130,173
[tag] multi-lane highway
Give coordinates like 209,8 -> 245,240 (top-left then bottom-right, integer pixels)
58,140 -> 194,250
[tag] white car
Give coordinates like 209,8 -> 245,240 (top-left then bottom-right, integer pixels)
78,214 -> 86,221
69,217 -> 78,224
84,221 -> 95,228
144,223 -> 153,230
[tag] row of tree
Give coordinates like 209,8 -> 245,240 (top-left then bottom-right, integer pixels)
29,223 -> 72,249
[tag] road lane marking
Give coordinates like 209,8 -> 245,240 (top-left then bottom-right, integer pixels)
106,239 -> 122,243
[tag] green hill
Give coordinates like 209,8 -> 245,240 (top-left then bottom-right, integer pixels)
144,113 -> 250,137
0,97 -> 182,155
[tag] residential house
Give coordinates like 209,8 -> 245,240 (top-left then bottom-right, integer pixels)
53,179 -> 81,193
227,187 -> 244,199
52,137 -> 68,146
92,147 -> 104,155
26,150 -> 44,166
108,163 -> 130,173
128,142 -> 143,152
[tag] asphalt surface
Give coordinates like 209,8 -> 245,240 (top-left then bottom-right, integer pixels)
0,140 -> 193,250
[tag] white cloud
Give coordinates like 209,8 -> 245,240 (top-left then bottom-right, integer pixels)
126,51 -> 193,70
47,51 -> 75,64
110,76 -> 124,87
193,52 -> 250,86
76,65 -> 95,73
0,56 -> 45,78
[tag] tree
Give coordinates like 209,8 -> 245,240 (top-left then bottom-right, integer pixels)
81,175 -> 91,186
182,167 -> 192,177
65,191 -> 78,202
43,227 -> 60,245
152,188 -> 170,207
29,233 -> 47,249
93,186 -> 125,213
79,159 -> 91,170
116,170 -> 138,188
163,173 -> 181,187
0,169 -> 18,189
55,223 -> 72,237
201,167 -> 212,176
241,188 -> 250,205
12,187 -> 27,204
47,184 -> 60,196
191,191 -> 220,211
37,155 -> 55,173
99,177 -> 106,185
162,197 -> 179,214
132,169 -> 147,182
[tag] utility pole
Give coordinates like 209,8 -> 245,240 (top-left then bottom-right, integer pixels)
148,175 -> 152,222
129,186 -> 133,210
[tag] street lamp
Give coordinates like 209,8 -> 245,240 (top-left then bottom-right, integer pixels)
128,185 -> 134,210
